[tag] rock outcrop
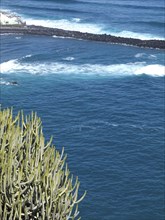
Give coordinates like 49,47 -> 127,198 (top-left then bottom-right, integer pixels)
0,25 -> 164,49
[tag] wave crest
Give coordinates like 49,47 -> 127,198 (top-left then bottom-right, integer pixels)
0,59 -> 164,77
1,9 -> 164,40
25,17 -> 164,40
26,18 -> 103,34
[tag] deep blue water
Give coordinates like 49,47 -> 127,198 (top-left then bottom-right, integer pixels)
0,0 -> 165,219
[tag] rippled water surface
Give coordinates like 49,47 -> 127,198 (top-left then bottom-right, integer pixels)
0,0 -> 165,219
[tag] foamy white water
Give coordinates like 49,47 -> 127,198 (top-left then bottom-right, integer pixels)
134,64 -> 165,76
25,17 -> 164,40
0,79 -> 9,85
109,30 -> 165,40
1,59 -> 164,77
25,18 -> 104,34
1,9 -> 164,40
62,57 -> 75,61
135,53 -> 157,59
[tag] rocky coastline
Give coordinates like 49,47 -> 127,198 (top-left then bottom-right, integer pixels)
0,25 -> 165,50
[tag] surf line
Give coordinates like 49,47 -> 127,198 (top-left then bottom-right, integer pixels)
0,25 -> 165,49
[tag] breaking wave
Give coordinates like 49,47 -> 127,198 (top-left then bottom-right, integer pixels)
135,53 -> 157,59
0,78 -> 18,86
0,79 -> 10,85
0,59 -> 164,77
1,9 -> 164,40
25,17 -> 164,40
25,17 -> 104,34
108,30 -> 165,40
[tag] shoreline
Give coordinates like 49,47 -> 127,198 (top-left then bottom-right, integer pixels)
0,25 -> 165,49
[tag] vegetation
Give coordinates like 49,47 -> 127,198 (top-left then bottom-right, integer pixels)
0,108 -> 85,220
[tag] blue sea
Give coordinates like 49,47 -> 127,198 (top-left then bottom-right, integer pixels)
0,0 -> 165,219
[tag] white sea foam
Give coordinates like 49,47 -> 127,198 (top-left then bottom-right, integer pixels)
15,36 -> 22,39
135,53 -> 145,58
0,59 -> 164,77
135,53 -> 157,59
0,33 -> 20,36
0,78 -> 12,86
148,55 -> 157,59
62,57 -> 75,61
52,35 -> 67,39
72,18 -> 81,22
134,64 -> 165,76
0,9 -> 13,14
1,9 -> 164,40
26,17 -> 164,40
25,18 -> 104,34
109,30 -> 165,40
25,17 -> 164,40
23,54 -> 32,58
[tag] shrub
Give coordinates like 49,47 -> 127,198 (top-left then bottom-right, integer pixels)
0,108 -> 85,220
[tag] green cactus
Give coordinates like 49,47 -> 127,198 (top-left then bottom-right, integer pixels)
0,108 -> 86,220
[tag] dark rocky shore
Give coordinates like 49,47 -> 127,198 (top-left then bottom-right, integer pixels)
1,25 -> 165,49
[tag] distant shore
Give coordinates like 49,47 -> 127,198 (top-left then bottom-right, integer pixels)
0,10 -> 164,49
0,25 -> 165,49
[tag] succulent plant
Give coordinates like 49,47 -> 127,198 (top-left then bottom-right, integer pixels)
0,108 -> 85,220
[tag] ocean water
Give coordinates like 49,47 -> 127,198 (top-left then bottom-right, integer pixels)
0,0 -> 165,219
